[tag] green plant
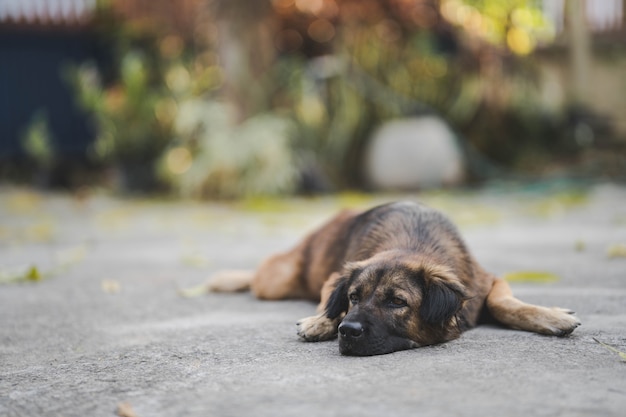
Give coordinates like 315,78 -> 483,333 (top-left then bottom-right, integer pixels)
441,0 -> 555,55
160,99 -> 298,199
21,112 -> 55,168
72,52 -> 174,161
69,51 -> 178,191
272,32 -> 471,187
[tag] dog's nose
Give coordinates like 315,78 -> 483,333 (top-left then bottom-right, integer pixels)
338,320 -> 364,339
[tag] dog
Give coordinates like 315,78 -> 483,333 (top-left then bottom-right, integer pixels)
208,201 -> 580,356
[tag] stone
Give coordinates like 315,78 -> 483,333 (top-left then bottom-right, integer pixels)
364,116 -> 465,190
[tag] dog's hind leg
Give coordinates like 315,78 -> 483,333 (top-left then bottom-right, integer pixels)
486,278 -> 581,336
208,244 -> 308,300
207,270 -> 255,293
249,245 -> 310,300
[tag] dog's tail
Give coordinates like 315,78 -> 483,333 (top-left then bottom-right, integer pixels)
206,270 -> 254,293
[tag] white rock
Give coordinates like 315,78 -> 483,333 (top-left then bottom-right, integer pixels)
364,116 -> 465,190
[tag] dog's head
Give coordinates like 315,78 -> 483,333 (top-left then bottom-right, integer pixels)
326,252 -> 468,356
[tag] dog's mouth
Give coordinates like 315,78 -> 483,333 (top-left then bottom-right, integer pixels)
338,333 -> 419,356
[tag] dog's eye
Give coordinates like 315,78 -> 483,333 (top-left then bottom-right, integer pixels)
349,293 -> 359,304
389,297 -> 407,308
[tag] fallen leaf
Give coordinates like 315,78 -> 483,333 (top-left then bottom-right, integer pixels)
593,338 -> 626,362
238,196 -> 296,213
101,279 -> 121,294
25,265 -> 42,281
56,245 -> 88,268
503,271 -> 560,283
6,190 -> 42,213
0,264 -> 45,284
180,253 -> 211,268
607,243 -> 626,259
574,240 -> 586,252
0,244 -> 89,285
336,192 -> 376,209
178,283 -> 209,298
116,402 -> 139,417
613,215 -> 626,226
527,190 -> 589,218
449,207 -> 501,227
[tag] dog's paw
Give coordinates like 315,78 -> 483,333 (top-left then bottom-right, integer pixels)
207,270 -> 254,293
533,306 -> 581,336
296,314 -> 338,342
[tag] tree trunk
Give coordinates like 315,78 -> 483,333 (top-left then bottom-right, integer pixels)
566,0 -> 591,105
214,0 -> 276,122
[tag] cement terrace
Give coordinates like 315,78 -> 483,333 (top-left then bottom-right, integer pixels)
0,184 -> 625,417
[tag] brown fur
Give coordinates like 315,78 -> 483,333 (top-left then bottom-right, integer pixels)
209,202 -> 580,356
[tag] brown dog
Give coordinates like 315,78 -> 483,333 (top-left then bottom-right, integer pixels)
209,202 -> 580,356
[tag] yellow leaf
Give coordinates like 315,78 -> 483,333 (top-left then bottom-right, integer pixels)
56,245 -> 88,269
527,191 -> 589,218
238,196 -> 294,213
574,240 -> 586,252
101,279 -> 121,294
178,284 -> 209,298
180,253 -> 211,268
26,266 -> 42,281
0,264 -> 44,284
607,243 -> 626,259
503,271 -> 560,283
336,192 -> 375,209
6,191 -> 42,213
593,338 -> 626,362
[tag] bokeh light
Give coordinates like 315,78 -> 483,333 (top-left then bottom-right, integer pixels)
308,19 -> 335,43
507,27 -> 534,55
295,0 -> 324,15
275,29 -> 304,52
166,65 -> 191,93
166,146 -> 193,175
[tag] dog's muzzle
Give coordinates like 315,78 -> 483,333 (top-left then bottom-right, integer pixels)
338,320 -> 364,339
337,313 -> 418,356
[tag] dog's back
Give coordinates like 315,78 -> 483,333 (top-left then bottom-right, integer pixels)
344,202 -> 473,268
298,202 -> 480,300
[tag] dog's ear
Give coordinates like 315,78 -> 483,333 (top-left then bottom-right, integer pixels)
419,273 -> 467,326
325,276 -> 350,319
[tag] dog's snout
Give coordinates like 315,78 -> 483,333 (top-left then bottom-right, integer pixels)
338,320 -> 364,339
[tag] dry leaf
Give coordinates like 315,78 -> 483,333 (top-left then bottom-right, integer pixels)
56,245 -> 88,268
101,279 -> 121,294
178,283 -> 209,298
593,338 -> 626,362
574,240 -> 586,252
180,253 -> 210,268
0,264 -> 44,284
116,402 -> 138,417
607,243 -> 626,259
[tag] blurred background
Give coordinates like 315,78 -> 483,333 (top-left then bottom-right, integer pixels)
0,0 -> 624,198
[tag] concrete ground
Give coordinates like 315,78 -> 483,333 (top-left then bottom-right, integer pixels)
1,183 -> 625,417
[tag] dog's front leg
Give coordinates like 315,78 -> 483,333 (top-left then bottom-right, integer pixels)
486,278 -> 581,336
297,272 -> 344,342
297,314 -> 343,342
